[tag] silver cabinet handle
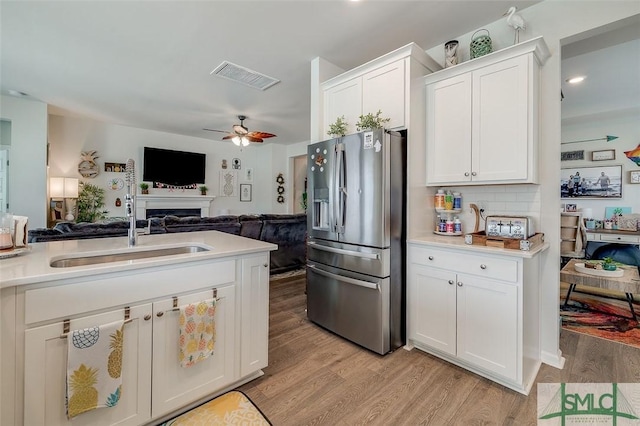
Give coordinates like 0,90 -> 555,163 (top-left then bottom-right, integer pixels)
480,264 -> 487,269
472,172 -> 477,176
263,263 -> 268,268
428,256 -> 434,260
448,280 -> 454,285
156,311 -> 164,317
144,314 -> 151,321
308,264 -> 379,290
308,241 -> 380,260
464,172 -> 470,177
457,281 -> 463,287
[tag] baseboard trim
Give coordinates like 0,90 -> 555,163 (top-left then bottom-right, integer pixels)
541,349 -> 565,369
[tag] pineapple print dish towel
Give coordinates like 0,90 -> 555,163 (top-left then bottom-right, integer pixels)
179,298 -> 217,368
66,320 -> 124,419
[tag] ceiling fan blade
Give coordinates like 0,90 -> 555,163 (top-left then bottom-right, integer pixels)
245,135 -> 264,143
203,128 -> 229,133
247,131 -> 276,139
221,135 -> 235,140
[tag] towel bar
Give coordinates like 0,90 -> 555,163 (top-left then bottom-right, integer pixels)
162,288 -> 222,315
60,318 -> 133,339
60,307 -> 133,339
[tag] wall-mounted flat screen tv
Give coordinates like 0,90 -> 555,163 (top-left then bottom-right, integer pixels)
143,147 -> 206,186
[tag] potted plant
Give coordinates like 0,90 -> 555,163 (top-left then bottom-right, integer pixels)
601,257 -> 617,271
139,183 -> 149,194
327,116 -> 348,137
76,182 -> 108,223
356,110 -> 390,131
199,185 -> 208,196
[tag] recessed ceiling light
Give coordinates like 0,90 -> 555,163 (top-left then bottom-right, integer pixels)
566,76 -> 586,84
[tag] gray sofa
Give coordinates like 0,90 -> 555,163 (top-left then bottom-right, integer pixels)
28,214 -> 308,274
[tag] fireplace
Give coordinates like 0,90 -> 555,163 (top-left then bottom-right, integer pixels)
146,208 -> 201,218
135,194 -> 215,220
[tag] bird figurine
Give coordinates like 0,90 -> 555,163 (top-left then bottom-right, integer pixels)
503,6 -> 526,44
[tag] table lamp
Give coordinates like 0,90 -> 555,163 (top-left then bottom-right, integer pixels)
50,177 -> 79,221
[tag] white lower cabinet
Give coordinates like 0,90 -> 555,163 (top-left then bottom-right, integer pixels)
408,243 -> 540,394
152,286 -> 236,419
24,304 -> 153,426
6,254 -> 270,426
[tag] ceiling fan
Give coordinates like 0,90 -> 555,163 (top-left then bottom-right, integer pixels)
203,115 -> 276,146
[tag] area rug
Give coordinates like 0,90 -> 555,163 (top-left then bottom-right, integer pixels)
560,290 -> 640,349
161,390 -> 271,425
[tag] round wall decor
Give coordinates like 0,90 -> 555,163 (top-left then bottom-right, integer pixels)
276,173 -> 285,203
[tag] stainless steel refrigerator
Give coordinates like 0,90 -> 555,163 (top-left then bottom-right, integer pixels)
306,129 -> 406,355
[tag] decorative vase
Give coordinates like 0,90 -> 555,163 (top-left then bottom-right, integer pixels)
444,40 -> 459,68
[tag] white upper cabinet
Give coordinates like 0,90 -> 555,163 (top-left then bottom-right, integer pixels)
425,37 -> 549,186
321,43 -> 440,139
323,78 -> 362,136
362,60 -> 406,130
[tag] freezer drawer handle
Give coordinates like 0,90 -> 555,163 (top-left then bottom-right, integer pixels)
308,264 -> 379,290
308,241 -> 380,260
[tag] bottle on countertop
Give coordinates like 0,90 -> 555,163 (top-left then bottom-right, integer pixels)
435,189 -> 445,211
454,217 -> 462,233
453,192 -> 462,210
444,191 -> 454,210
445,219 -> 454,233
438,217 -> 447,233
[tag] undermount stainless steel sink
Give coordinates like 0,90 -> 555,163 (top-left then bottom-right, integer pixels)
50,245 -> 210,268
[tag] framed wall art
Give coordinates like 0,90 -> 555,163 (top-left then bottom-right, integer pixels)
240,184 -> 252,202
591,149 -> 616,161
561,165 -> 622,199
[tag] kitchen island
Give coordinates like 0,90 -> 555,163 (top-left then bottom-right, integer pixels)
1,231 -> 276,426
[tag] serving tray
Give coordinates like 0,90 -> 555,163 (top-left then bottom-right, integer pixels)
574,262 -> 624,278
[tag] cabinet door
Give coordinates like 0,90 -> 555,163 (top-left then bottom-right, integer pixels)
24,304 -> 153,426
408,264 -> 456,355
323,78 -> 362,136
472,55 -> 530,182
456,273 -> 518,381
240,255 -> 270,377
151,285 -> 236,419
362,60 -> 406,130
425,74 -> 472,185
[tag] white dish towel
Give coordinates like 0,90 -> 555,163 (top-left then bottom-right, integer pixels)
66,319 -> 125,419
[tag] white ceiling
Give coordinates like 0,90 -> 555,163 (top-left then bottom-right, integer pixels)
561,16 -> 640,124
1,0 -> 543,146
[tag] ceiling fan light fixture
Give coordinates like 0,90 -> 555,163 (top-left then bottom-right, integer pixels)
241,137 -> 250,147
232,136 -> 242,146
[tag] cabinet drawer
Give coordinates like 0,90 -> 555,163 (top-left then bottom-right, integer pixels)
599,234 -> 640,244
409,245 -> 518,282
24,260 -> 236,325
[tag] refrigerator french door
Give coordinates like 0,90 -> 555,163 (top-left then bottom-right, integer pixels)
306,129 -> 406,355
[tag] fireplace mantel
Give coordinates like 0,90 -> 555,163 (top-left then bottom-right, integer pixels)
135,194 -> 216,219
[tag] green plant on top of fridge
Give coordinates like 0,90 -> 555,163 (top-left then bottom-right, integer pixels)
328,116 -> 348,137
356,110 -> 390,131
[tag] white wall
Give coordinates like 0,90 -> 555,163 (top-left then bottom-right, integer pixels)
0,95 -> 48,228
48,114 -> 301,217
424,2 -> 640,368
561,112 -> 640,218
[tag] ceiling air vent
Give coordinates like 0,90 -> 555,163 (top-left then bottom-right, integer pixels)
210,61 -> 280,91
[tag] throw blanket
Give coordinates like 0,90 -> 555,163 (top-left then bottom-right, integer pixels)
179,298 -> 217,368
66,320 -> 124,418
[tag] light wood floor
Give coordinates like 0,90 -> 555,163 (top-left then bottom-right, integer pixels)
239,275 -> 640,425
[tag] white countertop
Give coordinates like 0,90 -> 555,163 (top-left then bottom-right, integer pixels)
0,231 -> 277,288
409,233 -> 549,259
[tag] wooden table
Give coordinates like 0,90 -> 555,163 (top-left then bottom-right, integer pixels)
560,258 -> 640,320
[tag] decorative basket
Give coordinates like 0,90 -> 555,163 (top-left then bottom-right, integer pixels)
470,29 -> 493,59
